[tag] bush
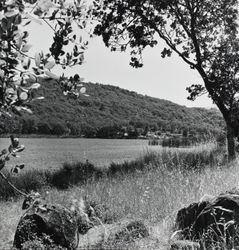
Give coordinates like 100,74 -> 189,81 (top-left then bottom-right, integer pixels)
161,136 -> 198,148
37,123 -> 52,134
51,123 -> 67,135
108,153 -> 157,177
20,119 -> 37,134
50,161 -> 104,189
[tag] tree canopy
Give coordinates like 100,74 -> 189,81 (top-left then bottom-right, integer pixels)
0,0 -> 92,116
93,0 -> 239,158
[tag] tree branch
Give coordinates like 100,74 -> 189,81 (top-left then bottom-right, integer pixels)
43,19 -> 55,32
148,21 -> 197,68
11,44 -> 35,60
0,171 -> 28,197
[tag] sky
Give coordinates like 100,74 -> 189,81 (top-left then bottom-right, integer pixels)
27,19 -> 214,108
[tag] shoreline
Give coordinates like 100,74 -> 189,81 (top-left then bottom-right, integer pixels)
0,134 -> 147,139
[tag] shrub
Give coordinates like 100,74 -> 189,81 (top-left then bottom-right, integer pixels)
161,136 -> 198,148
49,161 -> 104,189
51,123 -> 67,135
37,123 -> 52,134
108,153 -> 157,177
20,119 -> 37,134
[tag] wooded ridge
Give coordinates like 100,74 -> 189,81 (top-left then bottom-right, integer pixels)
0,78 -> 224,138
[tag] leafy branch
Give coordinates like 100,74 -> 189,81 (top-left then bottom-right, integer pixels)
0,0 -> 92,116
0,135 -> 28,197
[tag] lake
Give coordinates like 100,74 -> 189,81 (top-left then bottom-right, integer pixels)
0,138 -> 162,170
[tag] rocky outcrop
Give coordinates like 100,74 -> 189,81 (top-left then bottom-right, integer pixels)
171,189 -> 239,249
13,203 -> 93,250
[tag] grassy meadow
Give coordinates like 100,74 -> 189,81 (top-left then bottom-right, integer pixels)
1,143 -> 239,249
0,138 -> 157,170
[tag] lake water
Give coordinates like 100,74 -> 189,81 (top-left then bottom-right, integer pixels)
0,138 -> 162,170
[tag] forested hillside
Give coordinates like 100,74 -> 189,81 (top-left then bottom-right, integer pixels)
0,78 -> 224,138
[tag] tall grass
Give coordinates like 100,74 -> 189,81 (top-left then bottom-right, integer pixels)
156,144 -> 226,170
0,144 -> 226,200
1,144 -> 239,249
43,153 -> 239,249
0,170 -> 50,200
50,161 -> 104,189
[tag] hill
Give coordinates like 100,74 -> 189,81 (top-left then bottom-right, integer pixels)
0,78 -> 224,138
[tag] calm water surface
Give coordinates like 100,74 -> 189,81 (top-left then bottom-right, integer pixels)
0,138 -> 162,170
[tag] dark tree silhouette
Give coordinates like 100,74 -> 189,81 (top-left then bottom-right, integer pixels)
93,0 -> 239,159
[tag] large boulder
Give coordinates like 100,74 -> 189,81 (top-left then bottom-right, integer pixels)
13,202 -> 93,249
172,189 -> 239,248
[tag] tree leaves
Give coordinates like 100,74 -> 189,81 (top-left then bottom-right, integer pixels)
11,164 -> 24,174
44,70 -> 60,80
0,149 -> 7,156
29,83 -> 41,89
35,52 -> 41,67
21,44 -> 32,53
18,106 -> 33,114
22,57 -> 31,70
80,87 -> 86,94
161,48 -> 172,58
25,13 -> 42,25
35,0 -> 56,14
0,0 -> 92,116
44,60 -> 55,70
59,74 -> 88,98
19,92 -> 28,101
0,136 -> 25,174
186,84 -> 206,101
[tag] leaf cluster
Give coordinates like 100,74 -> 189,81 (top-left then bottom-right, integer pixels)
0,0 -> 92,116
0,135 -> 25,173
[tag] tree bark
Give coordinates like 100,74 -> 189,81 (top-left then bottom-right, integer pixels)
226,122 -> 236,161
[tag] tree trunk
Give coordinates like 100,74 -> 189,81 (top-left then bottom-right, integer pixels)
226,123 -> 236,161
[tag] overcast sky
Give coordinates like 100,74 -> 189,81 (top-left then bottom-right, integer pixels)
28,21 -> 214,108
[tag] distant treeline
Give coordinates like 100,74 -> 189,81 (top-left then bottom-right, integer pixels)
0,79 -> 225,138
0,114 -> 223,140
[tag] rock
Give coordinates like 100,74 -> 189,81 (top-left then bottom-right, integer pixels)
173,189 -> 239,248
13,203 -> 93,250
78,220 -> 149,249
170,240 -> 200,250
113,220 -> 149,242
105,220 -> 149,244
78,224 -> 115,249
174,200 -> 210,239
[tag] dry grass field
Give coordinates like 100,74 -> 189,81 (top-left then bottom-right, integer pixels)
1,143 -> 238,249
